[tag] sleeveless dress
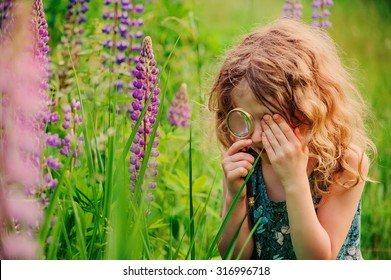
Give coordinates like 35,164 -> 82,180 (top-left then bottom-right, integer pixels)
249,157 -> 363,260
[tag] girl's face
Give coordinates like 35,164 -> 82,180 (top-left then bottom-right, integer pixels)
230,80 -> 311,157
230,80 -> 275,154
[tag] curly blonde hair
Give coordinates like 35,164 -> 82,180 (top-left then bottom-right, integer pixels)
208,19 -> 376,197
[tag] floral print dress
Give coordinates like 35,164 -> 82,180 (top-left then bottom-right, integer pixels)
249,158 -> 363,260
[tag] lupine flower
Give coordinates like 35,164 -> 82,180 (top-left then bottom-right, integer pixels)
47,156 -> 62,170
57,99 -> 84,159
0,1 -> 45,259
282,0 -> 303,19
311,0 -> 333,28
50,0 -> 88,180
66,0 -> 89,24
46,133 -> 62,147
59,0 -> 90,92
31,0 -> 65,193
0,0 -> 50,194
168,83 -> 191,127
101,0 -> 144,93
129,36 -> 161,200
32,0 -> 50,86
1,234 -> 41,260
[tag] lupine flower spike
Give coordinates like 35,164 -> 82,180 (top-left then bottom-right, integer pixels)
0,1 -> 46,259
31,0 -> 65,193
168,83 -> 191,127
58,0 -> 90,92
129,36 -> 161,203
282,0 -> 303,19
42,0 -> 87,202
311,0 -> 333,28
102,0 -> 144,92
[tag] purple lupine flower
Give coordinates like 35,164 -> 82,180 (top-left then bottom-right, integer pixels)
101,0 -> 144,94
56,0 -> 89,132
47,156 -> 61,170
282,0 -> 302,19
58,102 -> 84,159
129,36 -> 161,199
32,0 -> 50,118
49,111 -> 60,123
46,133 -> 62,147
66,0 -> 89,25
44,174 -> 58,189
32,0 -> 71,194
311,0 -> 333,28
168,83 -> 191,127
0,2 -> 45,260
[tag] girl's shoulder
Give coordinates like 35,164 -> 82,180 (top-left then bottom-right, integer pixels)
333,143 -> 370,192
345,144 -> 369,175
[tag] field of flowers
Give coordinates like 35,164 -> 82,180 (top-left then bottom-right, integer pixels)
1,0 -> 390,260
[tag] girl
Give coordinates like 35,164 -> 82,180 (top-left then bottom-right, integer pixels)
208,19 -> 376,260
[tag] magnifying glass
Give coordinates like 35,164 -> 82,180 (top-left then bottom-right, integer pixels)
225,108 -> 256,208
226,108 -> 254,139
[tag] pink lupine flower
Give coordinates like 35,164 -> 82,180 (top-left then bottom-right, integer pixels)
168,83 -> 191,127
0,1 -> 47,260
1,234 -> 41,260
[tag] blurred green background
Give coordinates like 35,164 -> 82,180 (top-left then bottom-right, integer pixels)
43,0 -> 391,259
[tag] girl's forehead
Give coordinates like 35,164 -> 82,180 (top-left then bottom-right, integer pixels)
231,80 -> 272,116
231,80 -> 257,105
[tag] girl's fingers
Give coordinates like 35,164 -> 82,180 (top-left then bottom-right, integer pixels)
261,120 -> 280,152
226,168 -> 249,182
228,152 -> 255,164
272,114 -> 300,144
223,160 -> 253,174
226,139 -> 253,156
262,131 -> 276,159
262,114 -> 288,145
223,140 -> 255,186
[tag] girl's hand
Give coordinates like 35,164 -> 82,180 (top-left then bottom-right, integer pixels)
261,114 -> 309,189
221,139 -> 255,199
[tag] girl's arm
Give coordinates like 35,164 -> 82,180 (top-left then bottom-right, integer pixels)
284,149 -> 367,259
261,114 -> 368,259
218,139 -> 255,259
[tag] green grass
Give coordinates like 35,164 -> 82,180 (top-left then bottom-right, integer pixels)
39,0 -> 391,260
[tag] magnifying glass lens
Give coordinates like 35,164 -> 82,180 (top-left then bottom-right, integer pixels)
226,109 -> 254,138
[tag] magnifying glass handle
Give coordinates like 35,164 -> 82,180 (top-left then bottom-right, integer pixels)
245,147 -> 257,208
247,180 -> 255,206
246,162 -> 255,226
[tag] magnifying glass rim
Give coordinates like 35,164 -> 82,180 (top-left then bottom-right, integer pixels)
226,107 -> 254,139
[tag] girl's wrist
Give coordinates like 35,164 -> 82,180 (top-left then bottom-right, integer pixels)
225,191 -> 247,205
282,174 -> 310,193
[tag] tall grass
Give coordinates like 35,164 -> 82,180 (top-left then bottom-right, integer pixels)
25,0 -> 391,260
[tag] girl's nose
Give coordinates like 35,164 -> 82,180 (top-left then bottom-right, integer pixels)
250,120 -> 263,145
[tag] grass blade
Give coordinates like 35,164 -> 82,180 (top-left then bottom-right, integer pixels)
189,126 -> 195,260
205,152 -> 261,259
